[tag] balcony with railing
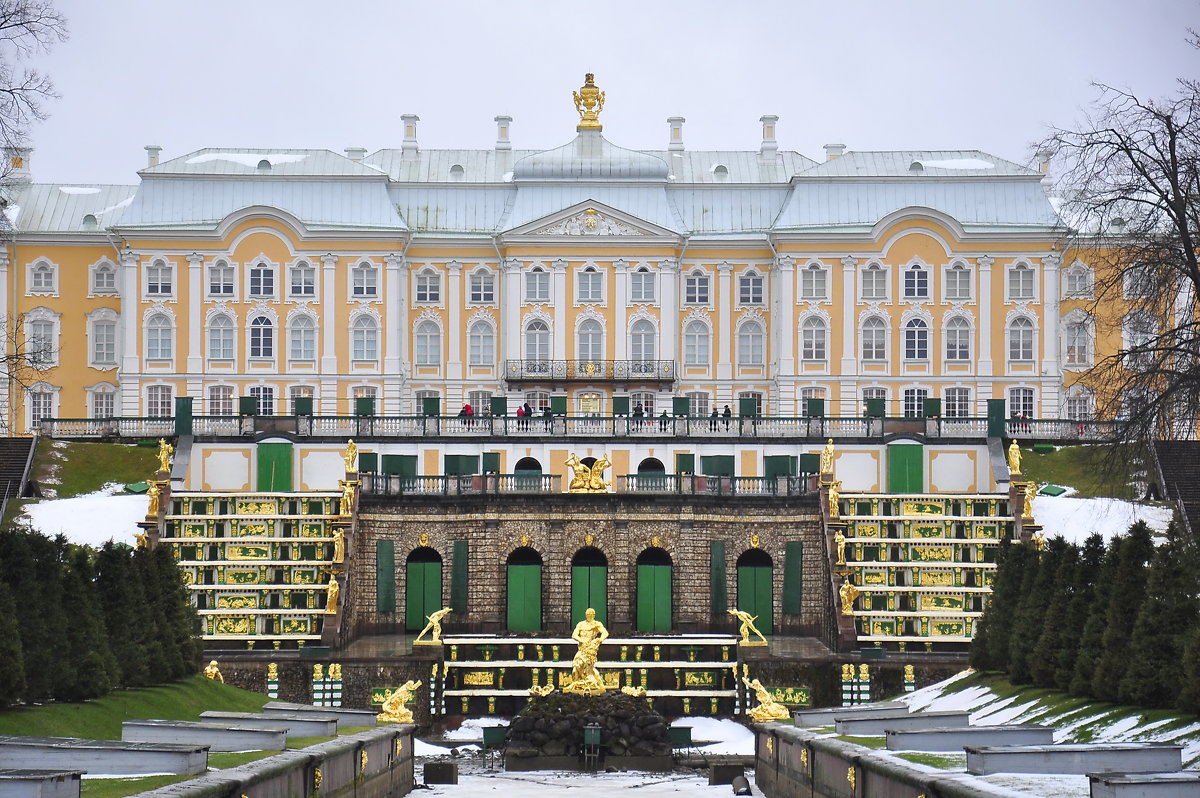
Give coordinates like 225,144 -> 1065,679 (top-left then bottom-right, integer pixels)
359,472 -> 812,497
504,359 -> 676,382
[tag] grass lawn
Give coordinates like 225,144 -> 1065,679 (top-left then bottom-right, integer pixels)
1016,443 -> 1146,500
40,440 -> 160,499
81,775 -> 190,798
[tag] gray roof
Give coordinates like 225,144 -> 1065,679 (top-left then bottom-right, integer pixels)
144,148 -> 386,178
513,132 -> 669,182
6,184 -> 137,233
798,150 -> 1039,179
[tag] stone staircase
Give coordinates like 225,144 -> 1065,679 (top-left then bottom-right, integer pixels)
0,436 -> 35,516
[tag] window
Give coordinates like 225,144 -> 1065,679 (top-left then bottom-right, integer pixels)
738,391 -> 763,415
945,387 -> 971,418
351,316 -> 378,361
208,314 -> 234,360
147,260 -> 172,296
801,262 -> 827,300
28,319 -> 55,366
683,320 -> 710,366
1008,262 -> 1035,300
800,387 -> 825,417
738,272 -> 764,305
289,385 -> 315,414
290,261 -> 316,298
414,389 -> 440,414
1065,263 -> 1093,298
415,320 -> 442,365
352,262 -> 378,298
577,319 -> 603,361
90,318 -> 117,367
1065,389 -> 1094,420
902,388 -> 929,418
92,262 -> 116,294
146,385 -> 173,417
945,317 -> 971,361
737,321 -> 764,366
1009,387 -> 1034,420
1008,317 -> 1034,362
1123,312 -> 1156,369
249,262 -> 274,298
684,270 -> 709,304
862,263 -> 887,301
523,391 -> 550,412
209,261 -> 234,296
630,320 -> 656,361
29,261 -> 55,293
631,267 -> 655,302
208,385 -> 234,416
353,385 -> 377,402
904,318 -> 929,361
861,317 -> 887,361
415,270 -> 440,303
686,391 -> 710,417
470,271 -> 495,304
289,316 -> 316,361
631,391 -> 656,415
525,320 -> 550,361
945,262 -> 971,301
249,385 -> 275,416
1123,265 -> 1155,299
1065,319 -> 1092,366
525,267 -> 549,302
89,386 -> 115,418
28,388 -> 54,427
577,267 -> 603,303
863,387 -> 887,404
146,313 -> 173,360
467,320 -> 495,366
903,263 -> 929,300
801,317 -> 827,362
249,316 -> 274,359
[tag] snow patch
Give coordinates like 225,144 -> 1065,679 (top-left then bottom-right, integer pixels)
186,152 -> 309,168
1033,494 -> 1173,543
671,716 -> 755,755
58,186 -> 102,195
23,484 -> 146,548
95,196 -> 133,217
443,716 -> 509,740
918,158 -> 994,170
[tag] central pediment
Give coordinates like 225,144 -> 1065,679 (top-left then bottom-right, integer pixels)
504,200 -> 678,240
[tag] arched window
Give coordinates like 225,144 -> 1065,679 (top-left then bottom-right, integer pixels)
904,318 -> 928,360
526,266 -> 549,302
351,316 -> 378,361
146,313 -> 173,360
630,319 -> 656,361
525,320 -> 550,361
684,269 -> 710,304
1064,262 -> 1094,298
861,316 -> 886,361
683,320 -> 710,365
737,321 -> 764,366
801,317 -> 826,362
249,261 -> 274,298
209,260 -> 234,296
1064,317 -> 1092,366
290,260 -> 316,298
1008,262 -> 1035,300
208,314 -> 234,360
903,262 -> 928,299
577,319 -> 603,361
30,261 -> 55,292
945,261 -> 971,301
449,164 -> 465,181
801,262 -> 827,300
289,315 -> 316,361
468,320 -> 495,366
861,262 -> 887,301
631,266 -> 655,302
249,316 -> 274,358
415,320 -> 441,365
577,266 -> 603,303
352,262 -> 378,298
415,269 -> 440,303
1008,317 -> 1034,362
738,271 -> 764,305
91,261 -> 116,294
945,317 -> 971,361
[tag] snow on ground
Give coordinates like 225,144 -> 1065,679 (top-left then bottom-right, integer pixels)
419,768 -> 754,796
670,716 -> 754,755
443,716 -> 509,740
1032,492 -> 1173,543
21,483 -> 145,548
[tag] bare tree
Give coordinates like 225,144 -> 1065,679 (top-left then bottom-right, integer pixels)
0,0 -> 66,151
0,315 -> 54,434
1045,60 -> 1200,442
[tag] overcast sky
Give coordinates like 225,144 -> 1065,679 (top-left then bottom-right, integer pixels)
25,0 -> 1200,186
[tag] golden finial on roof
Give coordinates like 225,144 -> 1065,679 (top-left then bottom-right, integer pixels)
573,73 -> 605,131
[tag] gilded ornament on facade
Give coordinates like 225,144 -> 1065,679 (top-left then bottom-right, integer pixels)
839,578 -> 859,615
766,737 -> 773,753
565,453 -> 611,492
584,533 -> 595,546
904,664 -> 915,681
313,663 -> 324,681
313,769 -> 322,789
419,532 -> 429,547
847,767 -> 856,789
749,533 -> 760,549
529,684 -> 555,697
519,534 -> 530,547
651,535 -> 661,548
267,662 -> 278,680
360,750 -> 368,771
572,73 -> 605,130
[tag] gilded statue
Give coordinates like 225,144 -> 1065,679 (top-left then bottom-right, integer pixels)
834,528 -> 846,565
343,439 -> 358,473
565,453 -> 611,493
827,480 -> 841,518
1007,440 -> 1021,475
325,574 -> 340,614
743,676 -> 791,723
621,686 -> 647,697
329,664 -> 341,680
377,680 -> 422,723
589,455 -> 611,491
267,662 -> 278,681
820,438 -> 835,475
135,529 -> 150,550
313,663 -> 324,681
203,660 -> 224,682
728,608 -> 768,646
331,527 -> 346,563
839,578 -> 859,615
529,684 -> 555,698
146,481 -> 161,517
572,73 -> 605,130
339,480 -> 357,516
413,606 -> 453,645
1023,482 -> 1036,518
563,608 -> 609,695
157,438 -> 174,474
1032,528 -> 1046,551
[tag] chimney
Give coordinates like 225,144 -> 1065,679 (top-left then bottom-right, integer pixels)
759,115 -> 779,158
144,145 -> 161,168
667,117 -> 685,152
344,147 -> 367,162
4,147 -> 31,182
494,115 -> 512,150
401,114 -> 420,160
1036,148 -> 1053,174
824,143 -> 846,161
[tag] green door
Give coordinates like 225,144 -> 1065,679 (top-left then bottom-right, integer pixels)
255,443 -> 293,491
507,564 -> 542,631
571,566 -> 608,626
736,550 -> 773,635
887,444 -> 924,493
405,550 -> 442,632
636,549 -> 673,632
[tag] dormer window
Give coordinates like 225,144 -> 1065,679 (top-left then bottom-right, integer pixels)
712,164 -> 729,181
449,164 -> 465,181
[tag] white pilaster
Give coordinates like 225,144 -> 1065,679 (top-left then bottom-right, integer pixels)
716,261 -> 732,380
384,252 -> 405,413
321,254 -> 339,374
773,255 -> 795,375
977,256 -> 993,376
614,259 -> 630,361
1041,252 -> 1062,417
551,258 -> 567,360
502,258 -> 522,361
119,250 -> 140,414
0,253 -> 8,430
445,260 -> 463,381
840,256 -> 857,375
659,258 -> 679,364
186,253 -> 203,373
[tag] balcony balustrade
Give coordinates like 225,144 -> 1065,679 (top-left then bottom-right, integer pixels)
504,359 -> 676,382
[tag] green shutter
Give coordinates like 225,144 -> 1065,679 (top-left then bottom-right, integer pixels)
293,396 -> 314,416
450,540 -> 469,613
738,397 -> 757,416
482,452 -> 500,473
865,398 -> 886,418
783,542 -> 803,615
737,564 -> 773,635
507,565 -> 542,631
571,566 -> 607,626
987,399 -> 1007,437
550,395 -> 568,415
376,541 -> 395,612
355,396 -> 376,416
675,453 -> 695,474
612,396 -> 630,416
710,541 -> 727,617
637,565 -> 672,632
805,398 -> 825,418
421,396 -> 440,416
701,455 -> 735,477
444,454 -> 479,476
256,443 -> 293,491
764,455 -> 795,479
490,396 -> 508,416
672,396 -> 690,415
358,452 -> 378,473
174,397 -> 193,435
798,453 -> 820,474
381,455 -> 418,476
405,560 -> 442,631
887,444 -> 924,493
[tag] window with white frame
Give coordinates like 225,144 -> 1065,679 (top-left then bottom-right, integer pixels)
469,270 -> 495,304
737,321 -> 764,366
630,320 -> 656,361
1123,264 -> 1155,299
91,261 -> 116,294
800,262 -> 827,300
1009,387 -> 1034,419
249,385 -> 275,416
28,386 -> 54,428
1123,311 -> 1156,369
525,320 -> 549,361
289,385 -> 315,414
631,267 -> 655,302
467,320 -> 495,366
683,320 -> 710,365
944,387 -> 971,418
1007,262 -> 1035,301
209,260 -> 234,297
1064,388 -> 1094,420
738,271 -> 764,305
577,319 -> 603,361
469,390 -> 493,412
1008,317 -> 1034,361
861,263 -> 887,301
146,385 -> 173,417
146,260 -> 172,297
413,389 -> 440,414
249,316 -> 274,359
26,316 -> 56,367
684,270 -> 710,304
249,262 -> 274,298
945,316 -> 971,361
1065,317 -> 1092,366
289,315 -> 316,361
89,314 -> 117,367
863,387 -> 887,405
415,269 -> 440,303
351,316 -> 379,361
208,314 -> 234,360
415,320 -> 442,365
903,262 -> 929,300
1064,262 -> 1093,298
945,262 -> 972,301
208,385 -> 234,416
89,385 -> 115,418
903,318 -> 929,360
352,262 -> 378,298
523,390 -> 550,412
738,391 -> 763,415
577,391 -> 604,416
525,267 -> 550,302
290,261 -> 316,298
861,316 -> 887,361
902,388 -> 929,417
631,391 -> 656,415
353,385 -> 378,402
801,317 -> 827,362
145,313 -> 174,360
29,260 -> 56,294
577,267 -> 603,303
686,391 -> 710,417
800,387 -> 825,417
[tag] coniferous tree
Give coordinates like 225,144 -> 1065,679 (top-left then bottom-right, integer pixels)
1070,536 -> 1120,696
1055,534 -> 1105,692
971,542 -> 1032,671
57,548 -> 119,701
0,528 -> 68,700
95,541 -> 151,687
1008,538 -> 1062,684
1029,539 -> 1078,688
1178,628 -> 1200,714
132,548 -> 172,679
150,544 -> 200,679
1091,523 -> 1155,701
0,582 -> 27,706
